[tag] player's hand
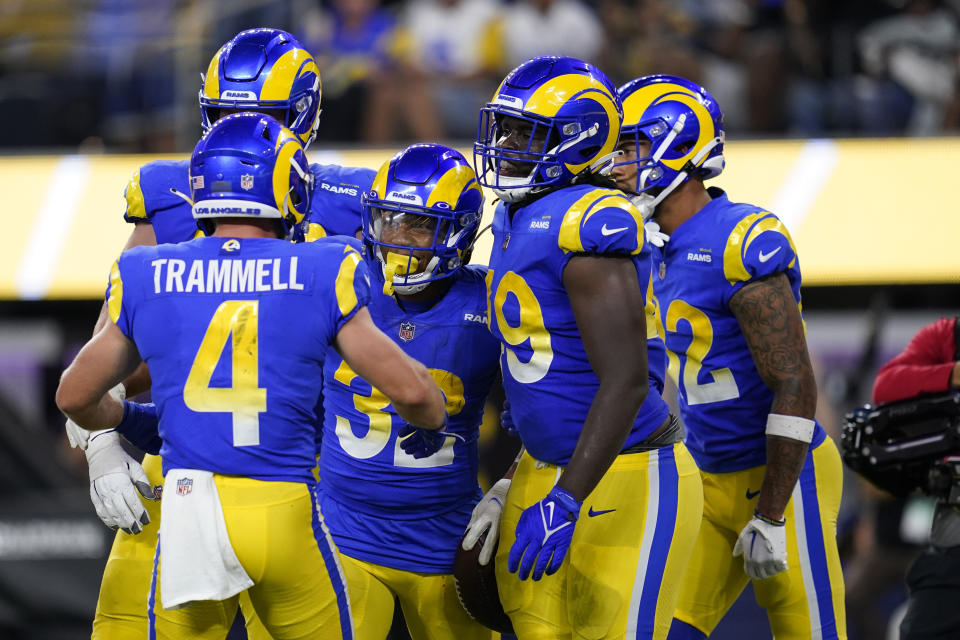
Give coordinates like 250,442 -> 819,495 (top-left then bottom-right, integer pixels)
644,220 -> 670,248
462,478 -> 511,566
733,513 -> 788,580
508,486 -> 581,581
500,400 -> 518,437
86,429 -> 155,535
64,383 -> 126,449
398,423 -> 463,459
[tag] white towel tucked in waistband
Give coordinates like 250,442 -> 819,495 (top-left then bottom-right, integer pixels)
159,469 -> 253,609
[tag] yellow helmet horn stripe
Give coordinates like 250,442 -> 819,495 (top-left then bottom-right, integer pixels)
621,82 -> 716,172
425,165 -> 482,208
272,129 -> 306,222
260,49 -> 320,100
371,160 -> 391,199
524,74 -> 621,175
203,47 -> 225,99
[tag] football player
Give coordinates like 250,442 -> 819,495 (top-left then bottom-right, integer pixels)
473,56 -> 704,639
611,75 -> 846,640
62,28 -> 375,640
56,113 -> 447,639
315,143 -> 501,639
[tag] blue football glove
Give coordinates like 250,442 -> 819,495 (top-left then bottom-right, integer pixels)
508,486 -> 581,581
398,423 -> 464,459
500,400 -> 518,437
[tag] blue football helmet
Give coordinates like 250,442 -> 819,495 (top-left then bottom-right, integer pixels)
362,144 -> 484,295
475,56 -> 623,203
616,75 -> 724,213
200,28 -> 322,147
189,112 -> 312,238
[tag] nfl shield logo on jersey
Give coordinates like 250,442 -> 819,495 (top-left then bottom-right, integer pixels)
240,174 -> 254,190
399,322 -> 415,342
176,477 -> 193,496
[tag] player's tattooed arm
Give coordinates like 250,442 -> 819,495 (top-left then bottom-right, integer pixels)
730,272 -> 816,520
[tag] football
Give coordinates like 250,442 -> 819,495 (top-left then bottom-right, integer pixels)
453,529 -> 514,634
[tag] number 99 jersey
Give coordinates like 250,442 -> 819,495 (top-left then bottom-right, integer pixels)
654,188 -> 826,473
106,236 -> 370,482
486,185 -> 670,466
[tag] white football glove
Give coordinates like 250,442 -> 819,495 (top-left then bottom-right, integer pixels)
461,478 -> 511,566
86,429 -> 154,535
644,220 -> 670,248
64,383 -> 126,450
733,514 -> 788,580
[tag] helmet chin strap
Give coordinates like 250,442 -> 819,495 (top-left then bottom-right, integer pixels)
628,193 -> 656,221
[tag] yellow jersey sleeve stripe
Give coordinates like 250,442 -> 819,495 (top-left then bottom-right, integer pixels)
124,170 -> 148,220
334,250 -> 363,317
723,212 -> 798,284
558,189 -> 644,254
107,260 -> 123,324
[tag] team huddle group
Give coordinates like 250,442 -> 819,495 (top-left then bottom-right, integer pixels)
55,26 -> 847,640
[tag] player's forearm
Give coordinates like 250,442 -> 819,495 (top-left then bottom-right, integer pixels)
57,389 -> 124,432
391,364 -> 447,431
757,435 -> 808,520
556,381 -> 647,502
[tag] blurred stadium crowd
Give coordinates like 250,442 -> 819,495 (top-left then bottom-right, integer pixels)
2,0 -> 960,152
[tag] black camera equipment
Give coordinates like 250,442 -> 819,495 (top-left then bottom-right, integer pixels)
842,391 -> 960,503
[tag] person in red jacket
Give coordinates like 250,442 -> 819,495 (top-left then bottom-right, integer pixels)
874,317 -> 960,404
873,316 -> 960,640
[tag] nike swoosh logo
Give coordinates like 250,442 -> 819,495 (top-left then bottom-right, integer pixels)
588,507 -> 616,517
746,489 -> 761,500
601,224 -> 628,236
758,246 -> 782,263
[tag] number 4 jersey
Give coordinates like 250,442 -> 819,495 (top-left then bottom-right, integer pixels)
106,236 -> 370,482
653,188 -> 825,473
486,185 -> 670,466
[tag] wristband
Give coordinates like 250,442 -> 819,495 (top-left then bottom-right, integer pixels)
765,413 -> 814,443
754,509 -> 786,526
549,486 -> 582,522
116,401 -> 163,455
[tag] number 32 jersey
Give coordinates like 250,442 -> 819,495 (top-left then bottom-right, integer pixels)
486,185 -> 670,466
653,188 -> 825,473
318,262 -> 501,573
106,236 -> 370,482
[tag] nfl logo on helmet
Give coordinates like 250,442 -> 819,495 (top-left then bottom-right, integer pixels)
240,174 -> 254,191
176,478 -> 193,496
399,322 -> 415,342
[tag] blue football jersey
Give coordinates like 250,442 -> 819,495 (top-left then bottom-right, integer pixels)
123,160 -> 199,244
123,160 -> 375,244
486,185 -> 670,466
106,236 -> 371,482
317,259 -> 500,573
654,188 -> 826,473
647,245 -> 668,395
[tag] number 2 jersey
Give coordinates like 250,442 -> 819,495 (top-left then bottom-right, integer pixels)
486,185 -> 670,466
123,159 -> 375,243
106,236 -> 370,482
653,187 -> 825,473
317,255 -> 501,573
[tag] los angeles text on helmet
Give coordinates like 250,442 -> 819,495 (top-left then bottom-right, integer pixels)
149,257 -> 306,294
